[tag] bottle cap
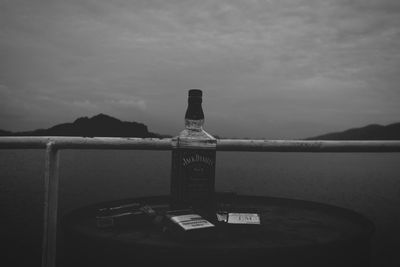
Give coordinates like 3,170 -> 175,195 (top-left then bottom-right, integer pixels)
188,89 -> 202,97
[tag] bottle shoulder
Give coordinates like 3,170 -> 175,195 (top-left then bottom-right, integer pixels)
173,128 -> 216,149
177,128 -> 215,139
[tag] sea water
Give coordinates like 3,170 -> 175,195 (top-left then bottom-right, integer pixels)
1,150 -> 399,266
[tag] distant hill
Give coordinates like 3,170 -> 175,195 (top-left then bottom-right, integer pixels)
2,116 -> 400,140
0,114 -> 169,138
306,122 -> 400,140
0,129 -> 13,136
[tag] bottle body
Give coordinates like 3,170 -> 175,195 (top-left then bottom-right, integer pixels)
170,90 -> 216,209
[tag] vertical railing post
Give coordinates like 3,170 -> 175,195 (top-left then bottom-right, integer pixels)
42,141 -> 59,267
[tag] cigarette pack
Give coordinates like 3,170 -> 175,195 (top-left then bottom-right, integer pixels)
164,209 -> 215,241
96,203 -> 156,228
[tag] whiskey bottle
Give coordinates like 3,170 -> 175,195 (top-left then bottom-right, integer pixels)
170,89 -> 217,210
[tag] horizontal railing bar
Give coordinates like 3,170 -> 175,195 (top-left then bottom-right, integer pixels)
0,136 -> 51,149
0,136 -> 400,152
0,137 -> 171,150
49,137 -> 171,150
217,139 -> 400,152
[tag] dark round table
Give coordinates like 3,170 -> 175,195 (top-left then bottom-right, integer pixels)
60,194 -> 374,267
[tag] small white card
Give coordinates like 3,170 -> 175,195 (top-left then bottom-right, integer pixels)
216,212 -> 228,223
171,214 -> 215,231
227,213 -> 261,225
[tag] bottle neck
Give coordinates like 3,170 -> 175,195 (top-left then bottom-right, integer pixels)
185,101 -> 204,130
185,118 -> 204,130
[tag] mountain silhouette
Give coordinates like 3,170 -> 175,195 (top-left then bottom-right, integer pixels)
2,116 -> 400,139
0,129 -> 13,136
306,122 -> 400,140
0,114 -> 168,138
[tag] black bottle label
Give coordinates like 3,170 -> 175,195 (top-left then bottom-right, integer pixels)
171,149 -> 216,208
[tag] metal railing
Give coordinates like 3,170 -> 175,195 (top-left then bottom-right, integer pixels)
1,136 -> 400,267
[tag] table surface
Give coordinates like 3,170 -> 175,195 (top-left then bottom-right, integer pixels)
61,194 -> 374,251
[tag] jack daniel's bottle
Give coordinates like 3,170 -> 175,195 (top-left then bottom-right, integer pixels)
170,89 -> 217,210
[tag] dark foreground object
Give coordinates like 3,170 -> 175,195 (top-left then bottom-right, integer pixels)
60,195 -> 374,267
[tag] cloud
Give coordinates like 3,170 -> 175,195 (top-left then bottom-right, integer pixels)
71,100 -> 98,110
1,0 -> 400,137
107,98 -> 147,111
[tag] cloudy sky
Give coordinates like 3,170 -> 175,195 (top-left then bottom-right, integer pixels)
1,0 -> 399,138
